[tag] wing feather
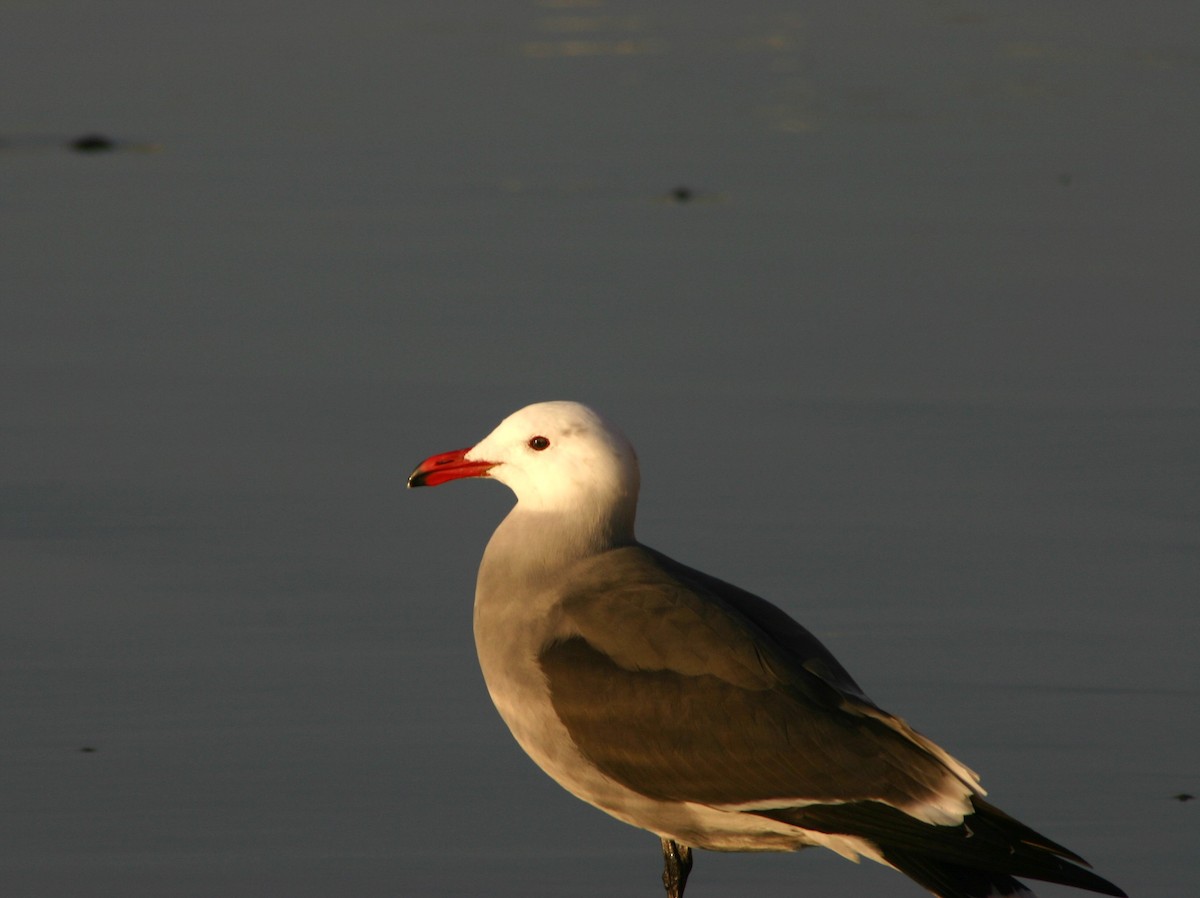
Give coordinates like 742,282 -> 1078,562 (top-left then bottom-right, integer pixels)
541,546 -> 979,820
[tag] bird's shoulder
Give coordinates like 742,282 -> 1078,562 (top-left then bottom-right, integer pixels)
548,543 -> 865,701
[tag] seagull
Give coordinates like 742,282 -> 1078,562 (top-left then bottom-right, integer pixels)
407,400 -> 1127,898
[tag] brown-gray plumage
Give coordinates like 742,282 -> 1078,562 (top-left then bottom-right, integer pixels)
408,401 -> 1126,898
541,546 -> 966,810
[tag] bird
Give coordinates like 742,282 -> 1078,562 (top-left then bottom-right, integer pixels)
407,400 -> 1127,898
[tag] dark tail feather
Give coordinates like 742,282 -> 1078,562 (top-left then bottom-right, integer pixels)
876,839 -> 1127,898
882,848 -> 1035,898
757,798 -> 1126,898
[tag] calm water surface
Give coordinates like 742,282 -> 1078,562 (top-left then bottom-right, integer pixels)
2,2 -> 1196,896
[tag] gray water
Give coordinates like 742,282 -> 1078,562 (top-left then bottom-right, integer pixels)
2,2 -> 1197,896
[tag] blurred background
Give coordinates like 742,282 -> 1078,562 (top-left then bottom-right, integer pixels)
2,1 -> 1196,895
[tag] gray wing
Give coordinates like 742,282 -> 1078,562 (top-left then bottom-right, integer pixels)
641,546 -> 869,700
539,545 -> 980,819
541,546 -> 1129,898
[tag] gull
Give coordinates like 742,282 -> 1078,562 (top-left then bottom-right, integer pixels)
408,400 -> 1127,898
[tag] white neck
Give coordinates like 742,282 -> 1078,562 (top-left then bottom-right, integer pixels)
485,496 -> 636,575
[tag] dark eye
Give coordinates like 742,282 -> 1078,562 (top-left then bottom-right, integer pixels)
528,436 -> 551,451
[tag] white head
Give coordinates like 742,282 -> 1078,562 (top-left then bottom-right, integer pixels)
408,401 -> 640,541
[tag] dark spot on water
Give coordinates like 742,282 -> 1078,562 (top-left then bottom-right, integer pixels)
1173,793 -> 1194,802
80,746 -> 97,753
669,186 -> 693,202
69,134 -> 116,153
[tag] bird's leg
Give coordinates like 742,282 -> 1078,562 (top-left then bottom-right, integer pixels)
660,838 -> 693,898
